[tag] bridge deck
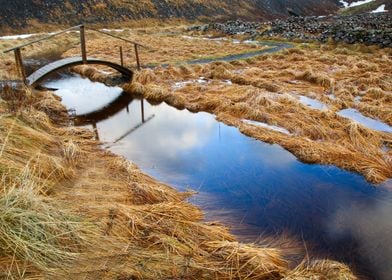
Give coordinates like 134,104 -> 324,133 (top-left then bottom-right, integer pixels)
27,57 -> 133,87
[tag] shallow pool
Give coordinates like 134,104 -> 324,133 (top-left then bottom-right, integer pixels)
46,75 -> 392,279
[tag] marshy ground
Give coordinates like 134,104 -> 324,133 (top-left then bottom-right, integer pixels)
0,25 -> 391,279
129,43 -> 392,183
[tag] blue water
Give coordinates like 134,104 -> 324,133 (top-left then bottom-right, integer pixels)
47,76 -> 392,279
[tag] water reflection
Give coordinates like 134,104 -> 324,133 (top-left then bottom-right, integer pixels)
45,74 -> 123,115
48,75 -> 392,279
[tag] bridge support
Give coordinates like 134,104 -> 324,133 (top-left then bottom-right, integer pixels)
80,25 -> 87,64
14,48 -> 27,85
120,46 -> 124,67
134,45 -> 141,70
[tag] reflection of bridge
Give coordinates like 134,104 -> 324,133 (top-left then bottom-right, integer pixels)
74,91 -> 135,126
74,96 -> 154,142
3,25 -> 148,87
27,57 -> 133,87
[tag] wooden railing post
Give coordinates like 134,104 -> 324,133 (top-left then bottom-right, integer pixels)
119,46 -> 124,67
14,48 -> 27,85
80,25 -> 87,64
134,44 -> 141,70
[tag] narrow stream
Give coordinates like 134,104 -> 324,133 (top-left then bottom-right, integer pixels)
45,75 -> 392,279
157,41 -> 292,66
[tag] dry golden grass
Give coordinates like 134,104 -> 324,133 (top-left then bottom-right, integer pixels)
63,28 -> 267,68
0,26 -> 388,277
0,86 -> 95,278
0,78 -> 358,279
122,42 -> 392,184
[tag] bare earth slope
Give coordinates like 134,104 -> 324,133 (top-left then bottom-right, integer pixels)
0,0 -> 339,33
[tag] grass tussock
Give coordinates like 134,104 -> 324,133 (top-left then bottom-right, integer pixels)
0,187 -> 90,274
295,69 -> 333,89
284,260 -> 356,280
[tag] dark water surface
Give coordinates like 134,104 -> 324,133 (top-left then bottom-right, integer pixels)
46,75 -> 392,279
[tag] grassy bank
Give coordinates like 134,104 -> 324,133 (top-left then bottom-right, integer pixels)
0,81 -> 359,278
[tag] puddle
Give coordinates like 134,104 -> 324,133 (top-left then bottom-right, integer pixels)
46,74 -> 392,279
337,108 -> 392,133
242,119 -> 291,135
299,95 -> 329,110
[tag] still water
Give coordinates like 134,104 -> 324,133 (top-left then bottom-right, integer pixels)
46,75 -> 392,279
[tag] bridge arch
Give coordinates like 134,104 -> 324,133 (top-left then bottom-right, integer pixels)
3,25 -> 147,87
27,57 -> 133,87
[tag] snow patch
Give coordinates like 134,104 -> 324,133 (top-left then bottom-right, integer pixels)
207,37 -> 228,41
340,0 -> 349,8
172,77 -> 209,89
349,0 -> 375,7
0,33 -> 37,40
371,4 -> 387,13
341,0 -> 376,8
100,29 -> 125,32
243,40 -> 258,44
242,120 -> 291,135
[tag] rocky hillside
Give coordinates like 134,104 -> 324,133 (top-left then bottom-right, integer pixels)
191,12 -> 392,47
0,0 -> 340,33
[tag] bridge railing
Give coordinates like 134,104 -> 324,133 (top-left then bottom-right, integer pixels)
3,24 -> 148,85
